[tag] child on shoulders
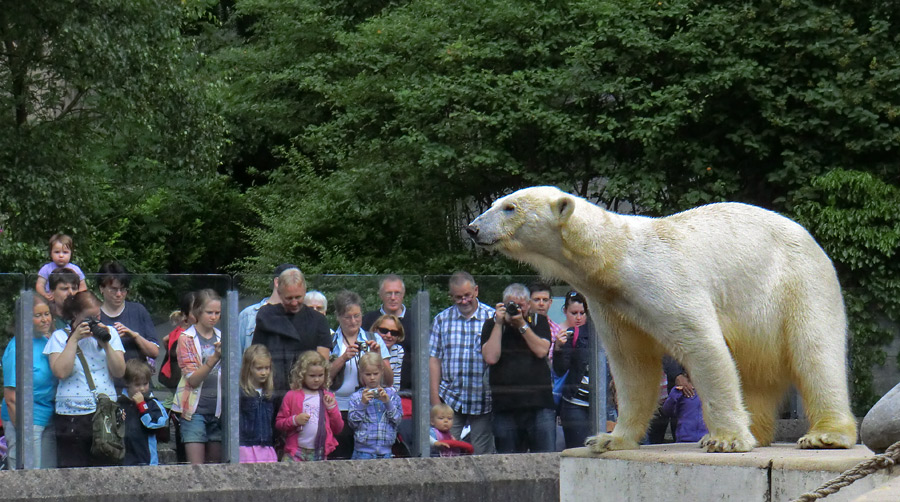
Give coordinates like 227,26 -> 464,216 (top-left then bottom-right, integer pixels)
276,351 -> 343,461
348,352 -> 402,459
118,359 -> 168,466
35,234 -> 87,300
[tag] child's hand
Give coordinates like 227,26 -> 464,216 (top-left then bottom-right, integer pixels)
213,341 -> 222,358
376,388 -> 389,403
294,413 -> 310,426
323,393 -> 336,409
434,441 -> 450,449
132,391 -> 145,404
361,389 -> 372,405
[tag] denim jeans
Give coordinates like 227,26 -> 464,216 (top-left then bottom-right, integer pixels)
492,408 -> 556,453
2,419 -> 57,469
560,400 -> 592,449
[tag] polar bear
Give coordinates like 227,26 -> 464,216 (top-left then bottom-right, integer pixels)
466,186 -> 857,453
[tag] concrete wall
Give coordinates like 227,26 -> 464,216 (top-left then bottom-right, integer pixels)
1,453 -> 559,502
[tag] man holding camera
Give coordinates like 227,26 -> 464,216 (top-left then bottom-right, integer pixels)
481,283 -> 555,453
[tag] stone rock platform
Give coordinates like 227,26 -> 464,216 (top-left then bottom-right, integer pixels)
561,443 -> 899,502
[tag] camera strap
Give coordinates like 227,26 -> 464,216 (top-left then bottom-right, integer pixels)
75,346 -> 98,396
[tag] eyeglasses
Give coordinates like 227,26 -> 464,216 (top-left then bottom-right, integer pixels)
451,293 -> 474,303
340,313 -> 362,321
375,326 -> 401,337
104,286 -> 128,294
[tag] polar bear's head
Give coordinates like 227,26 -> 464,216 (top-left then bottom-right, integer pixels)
467,186 -> 582,271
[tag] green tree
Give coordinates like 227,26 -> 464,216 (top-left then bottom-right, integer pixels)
0,0 -> 242,275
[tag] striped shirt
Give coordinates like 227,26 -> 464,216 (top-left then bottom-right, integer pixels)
429,302 -> 495,415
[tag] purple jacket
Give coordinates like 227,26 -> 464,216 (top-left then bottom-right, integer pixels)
662,387 -> 709,442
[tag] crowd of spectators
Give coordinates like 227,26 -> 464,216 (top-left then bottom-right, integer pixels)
1,234 -> 704,469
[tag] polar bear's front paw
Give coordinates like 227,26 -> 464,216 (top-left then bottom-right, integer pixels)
797,431 -> 854,449
699,433 -> 756,453
584,433 -> 639,454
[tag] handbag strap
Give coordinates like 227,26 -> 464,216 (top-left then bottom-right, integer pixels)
75,346 -> 97,392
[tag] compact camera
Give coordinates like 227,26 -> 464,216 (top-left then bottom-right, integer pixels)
505,302 -> 520,317
356,342 -> 370,353
86,316 -> 111,343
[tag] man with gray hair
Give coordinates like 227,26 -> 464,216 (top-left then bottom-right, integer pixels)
252,268 -> 332,399
481,283 -> 555,453
238,263 -> 297,354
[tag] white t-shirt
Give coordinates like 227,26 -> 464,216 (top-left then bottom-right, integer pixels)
44,326 -> 124,415
296,391 -> 321,449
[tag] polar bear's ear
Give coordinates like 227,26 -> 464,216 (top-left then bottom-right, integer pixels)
553,195 -> 576,223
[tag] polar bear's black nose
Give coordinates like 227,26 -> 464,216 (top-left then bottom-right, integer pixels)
466,225 -> 479,238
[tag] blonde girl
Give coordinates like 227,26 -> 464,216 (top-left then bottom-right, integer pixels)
238,345 -> 277,463
275,351 -> 343,461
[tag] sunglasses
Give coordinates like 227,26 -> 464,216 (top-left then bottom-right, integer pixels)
375,326 -> 401,337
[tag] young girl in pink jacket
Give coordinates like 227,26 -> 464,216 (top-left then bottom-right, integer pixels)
276,351 -> 343,461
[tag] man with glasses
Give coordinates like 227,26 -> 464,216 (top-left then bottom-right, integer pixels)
362,274 -> 413,391
429,271 -> 496,454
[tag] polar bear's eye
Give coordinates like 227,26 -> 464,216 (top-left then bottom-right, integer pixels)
503,204 -> 515,213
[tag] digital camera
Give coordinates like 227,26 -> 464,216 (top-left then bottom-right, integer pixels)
87,316 -> 111,343
505,301 -> 520,317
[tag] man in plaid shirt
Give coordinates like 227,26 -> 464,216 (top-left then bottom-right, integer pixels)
429,271 -> 496,454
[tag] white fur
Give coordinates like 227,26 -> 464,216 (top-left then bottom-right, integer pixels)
468,186 -> 857,453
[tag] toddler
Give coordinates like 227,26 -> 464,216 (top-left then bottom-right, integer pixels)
35,234 -> 87,300
429,403 -> 472,457
276,351 -> 343,461
347,352 -> 401,459
661,374 -> 709,443
117,359 -> 168,466
239,345 -> 277,463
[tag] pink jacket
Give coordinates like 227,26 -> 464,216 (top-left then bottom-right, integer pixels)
276,389 -> 343,459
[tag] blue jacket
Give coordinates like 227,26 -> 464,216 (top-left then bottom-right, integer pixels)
239,389 -> 275,447
661,387 -> 709,442
118,391 -> 169,466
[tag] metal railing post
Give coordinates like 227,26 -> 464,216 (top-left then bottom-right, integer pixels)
588,320 -> 607,436
15,289 -> 35,470
221,289 -> 241,463
411,290 -> 431,457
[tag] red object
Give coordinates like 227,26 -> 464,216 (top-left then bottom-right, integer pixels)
160,326 -> 184,378
441,439 -> 474,455
401,396 -> 413,419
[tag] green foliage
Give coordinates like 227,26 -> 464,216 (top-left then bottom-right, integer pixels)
0,0 -> 244,276
793,169 -> 900,414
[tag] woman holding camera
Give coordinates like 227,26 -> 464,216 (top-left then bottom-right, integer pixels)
45,291 -> 125,467
328,290 -> 392,459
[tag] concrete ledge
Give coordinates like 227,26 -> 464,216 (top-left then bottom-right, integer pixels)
561,443 -> 898,502
1,453 -> 559,502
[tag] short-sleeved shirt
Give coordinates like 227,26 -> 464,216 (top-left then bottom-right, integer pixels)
480,313 -> 554,412
37,262 -> 86,293
362,306 -> 413,391
251,304 -> 332,396
195,332 -> 220,415
428,302 -> 495,415
44,326 -> 125,415
100,301 -> 157,366
331,327 -> 391,410
1,336 -> 58,426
